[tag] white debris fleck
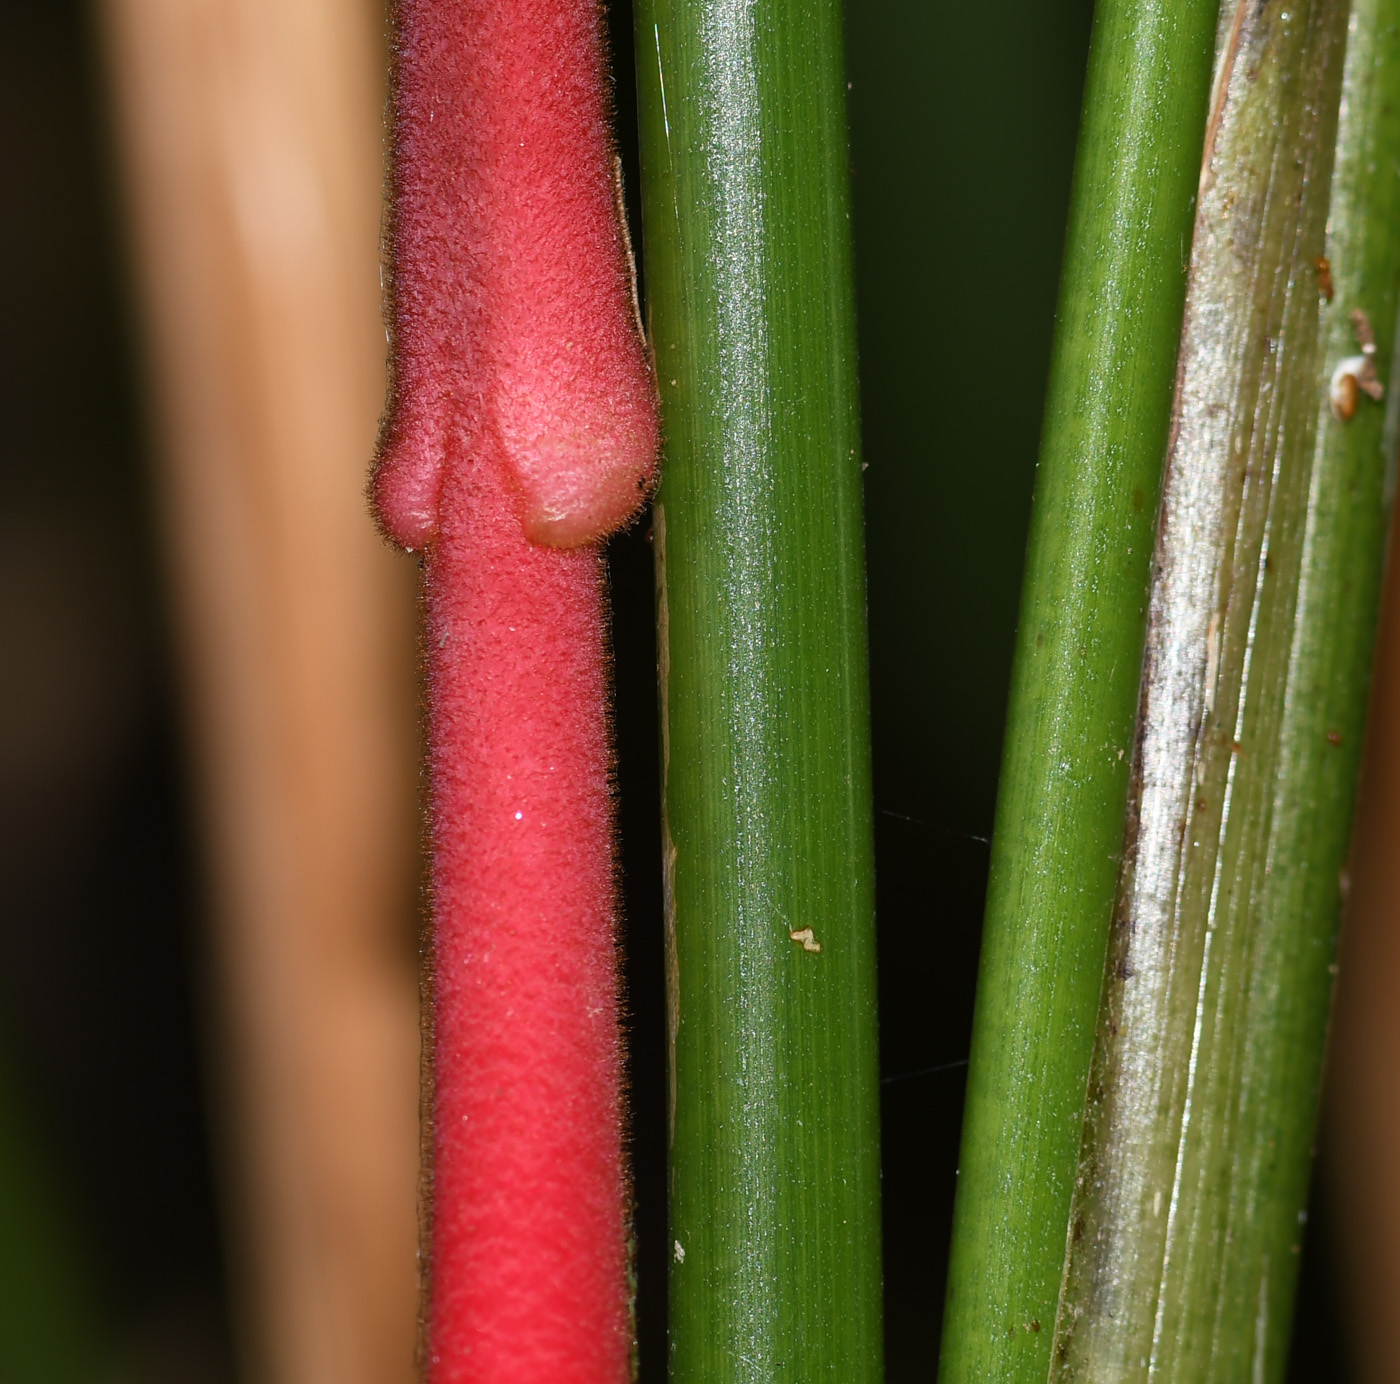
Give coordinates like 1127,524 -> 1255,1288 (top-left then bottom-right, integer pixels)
673,1241 -> 685,1263
1331,309 -> 1386,420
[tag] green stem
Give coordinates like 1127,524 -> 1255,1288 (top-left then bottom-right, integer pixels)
1053,0 -> 1400,1377
937,1 -> 1219,1378
630,1 -> 883,1379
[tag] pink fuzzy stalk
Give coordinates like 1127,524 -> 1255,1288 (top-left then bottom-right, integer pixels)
372,0 -> 659,1379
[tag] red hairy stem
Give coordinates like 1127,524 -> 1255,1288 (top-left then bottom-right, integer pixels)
422,482 -> 626,1381
373,0 -> 659,1379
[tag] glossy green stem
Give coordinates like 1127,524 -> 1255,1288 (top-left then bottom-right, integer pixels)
937,1 -> 1219,1379
1052,0 -> 1400,1377
631,1 -> 883,1380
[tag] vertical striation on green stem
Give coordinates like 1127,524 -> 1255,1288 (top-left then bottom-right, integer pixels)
631,0 -> 884,1380
937,1 -> 1219,1379
1052,0 -> 1400,1378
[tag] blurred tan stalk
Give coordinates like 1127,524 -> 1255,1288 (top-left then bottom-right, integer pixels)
1333,509 -> 1400,1383
97,1 -> 421,1381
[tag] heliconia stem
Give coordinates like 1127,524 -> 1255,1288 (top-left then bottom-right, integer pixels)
420,484 -> 627,1382
372,0 -> 659,1379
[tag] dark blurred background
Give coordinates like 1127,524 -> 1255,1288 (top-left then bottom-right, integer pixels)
0,0 -> 1353,1379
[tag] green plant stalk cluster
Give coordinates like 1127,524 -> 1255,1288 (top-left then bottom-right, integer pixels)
1052,0 -> 1400,1377
630,0 -> 883,1380
937,1 -> 1220,1378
